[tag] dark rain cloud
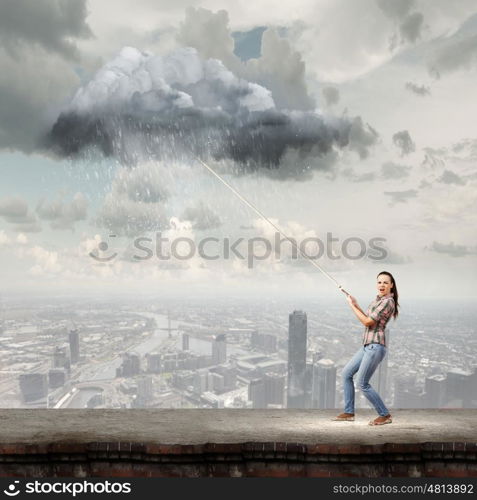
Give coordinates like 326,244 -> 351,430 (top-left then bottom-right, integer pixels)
377,0 -> 424,47
36,193 -> 88,230
322,86 -> 340,106
381,161 -> 411,179
427,241 -> 477,257
399,12 -> 424,44
0,0 -> 92,60
405,82 -> 431,96
438,169 -> 466,186
392,130 -> 416,156
46,47 -> 378,178
428,15 -> 477,77
0,196 -> 42,232
384,189 -> 418,204
181,201 -> 222,230
0,0 -> 91,153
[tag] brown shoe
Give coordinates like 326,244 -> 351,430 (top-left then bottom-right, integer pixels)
368,414 -> 392,426
333,412 -> 355,421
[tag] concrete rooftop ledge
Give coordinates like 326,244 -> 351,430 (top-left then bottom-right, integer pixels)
0,409 -> 476,477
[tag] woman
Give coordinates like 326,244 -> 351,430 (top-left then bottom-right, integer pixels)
333,271 -> 399,426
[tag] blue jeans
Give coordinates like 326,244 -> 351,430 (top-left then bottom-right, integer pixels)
342,344 -> 389,416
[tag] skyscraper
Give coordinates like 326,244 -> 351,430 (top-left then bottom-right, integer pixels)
69,328 -> 80,364
425,374 -> 446,407
116,352 -> 141,377
48,368 -> 67,389
311,358 -> 336,409
393,374 -> 423,408
182,333 -> 190,351
146,353 -> 162,373
136,376 -> 153,407
287,310 -> 307,408
19,373 -> 48,403
212,334 -> 226,365
249,373 -> 285,409
445,369 -> 473,407
53,345 -> 69,370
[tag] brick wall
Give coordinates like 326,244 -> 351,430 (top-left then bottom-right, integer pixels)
1,441 -> 476,477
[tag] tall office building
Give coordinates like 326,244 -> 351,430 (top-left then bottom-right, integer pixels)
249,373 -> 285,409
69,328 -> 80,364
471,368 -> 477,407
393,374 -> 423,408
193,368 -> 209,394
445,369 -> 473,407
53,345 -> 69,370
116,352 -> 141,377
212,334 -> 227,365
265,373 -> 285,407
182,333 -> 190,351
136,376 -> 153,407
146,353 -> 162,373
249,378 -> 266,408
425,374 -> 446,407
250,332 -> 277,353
311,358 -> 336,409
48,368 -> 67,389
19,373 -> 48,403
287,310 -> 307,409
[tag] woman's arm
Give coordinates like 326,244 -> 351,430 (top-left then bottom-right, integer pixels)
346,295 -> 376,328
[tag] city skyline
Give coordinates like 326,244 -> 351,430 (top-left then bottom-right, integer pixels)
2,295 -> 475,410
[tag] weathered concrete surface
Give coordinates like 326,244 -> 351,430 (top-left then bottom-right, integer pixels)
0,409 -> 475,445
0,410 -> 475,477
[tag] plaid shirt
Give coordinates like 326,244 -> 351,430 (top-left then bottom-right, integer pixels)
362,293 -> 395,346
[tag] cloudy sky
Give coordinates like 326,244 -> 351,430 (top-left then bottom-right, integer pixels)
0,0 -> 476,300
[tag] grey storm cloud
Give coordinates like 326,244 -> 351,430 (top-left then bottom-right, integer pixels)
95,164 -> 173,237
96,196 -> 168,237
0,197 -> 28,219
353,172 -> 376,183
399,12 -> 424,44
438,169 -> 466,186
405,82 -> 431,96
367,245 -> 412,265
178,8 -> 315,112
428,241 -> 477,257
392,130 -> 416,156
428,15 -> 477,77
0,0 -> 90,153
322,86 -> 340,107
0,0 -> 92,60
36,192 -> 88,230
181,201 -> 222,230
0,196 -> 42,232
340,167 -> 376,183
381,161 -> 411,179
377,0 -> 424,46
46,46 -> 378,178
114,166 -> 169,204
377,0 -> 415,20
384,189 -> 418,204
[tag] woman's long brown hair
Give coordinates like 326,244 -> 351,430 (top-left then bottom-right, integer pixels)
377,271 -> 399,319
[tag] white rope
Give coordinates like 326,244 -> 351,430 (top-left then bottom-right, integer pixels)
196,158 -> 350,296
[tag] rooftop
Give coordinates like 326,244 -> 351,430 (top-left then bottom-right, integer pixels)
0,409 -> 475,445
0,409 -> 475,477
